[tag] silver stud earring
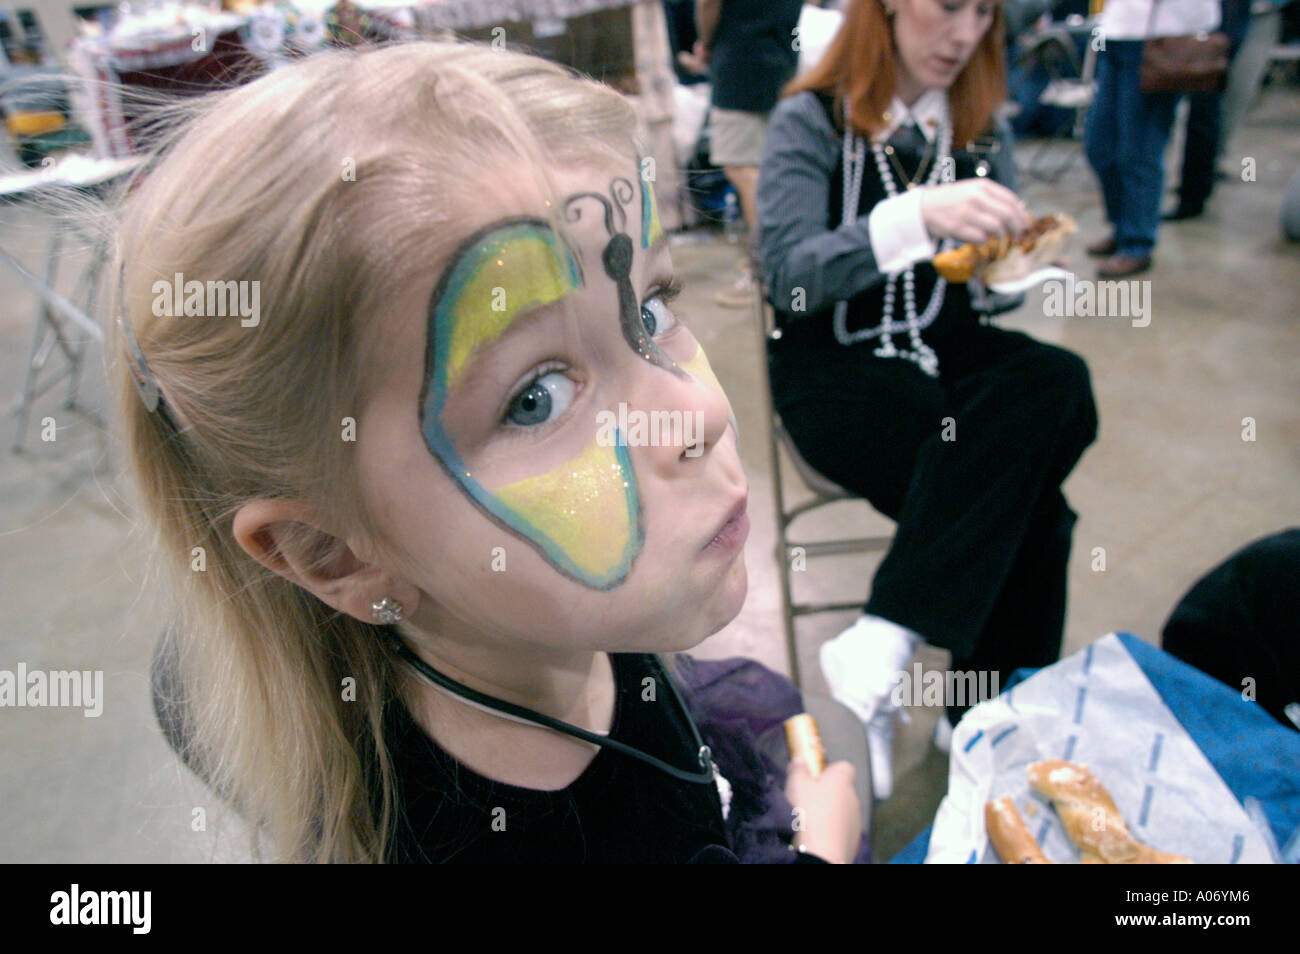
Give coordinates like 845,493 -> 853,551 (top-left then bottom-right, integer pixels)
371,597 -> 404,625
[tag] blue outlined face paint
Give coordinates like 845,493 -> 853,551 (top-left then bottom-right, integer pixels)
421,218 -> 643,589
639,159 -> 663,250
421,167 -> 705,590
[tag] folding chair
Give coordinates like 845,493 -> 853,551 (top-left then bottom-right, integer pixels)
1019,27 -> 1098,183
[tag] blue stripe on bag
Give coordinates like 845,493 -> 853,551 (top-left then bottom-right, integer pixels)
1072,686 -> 1088,724
991,726 -> 1018,747
1147,732 -> 1164,773
1138,783 -> 1154,827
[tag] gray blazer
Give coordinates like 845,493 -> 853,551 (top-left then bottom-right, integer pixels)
756,90 -> 1017,321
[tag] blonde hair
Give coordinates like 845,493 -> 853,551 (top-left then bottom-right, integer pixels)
114,41 -> 641,862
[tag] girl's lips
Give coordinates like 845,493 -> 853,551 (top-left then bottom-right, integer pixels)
934,56 -> 962,71
702,496 -> 750,556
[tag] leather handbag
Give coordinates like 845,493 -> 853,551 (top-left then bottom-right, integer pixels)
1139,0 -> 1230,93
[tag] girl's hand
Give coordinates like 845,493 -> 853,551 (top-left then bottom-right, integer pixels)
919,179 -> 1031,245
785,758 -> 862,864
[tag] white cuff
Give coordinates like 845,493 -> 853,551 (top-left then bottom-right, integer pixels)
867,189 -> 936,276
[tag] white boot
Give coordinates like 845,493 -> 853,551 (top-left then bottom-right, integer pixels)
819,614 -> 920,801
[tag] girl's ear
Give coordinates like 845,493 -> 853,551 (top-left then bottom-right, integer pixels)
232,499 -> 420,626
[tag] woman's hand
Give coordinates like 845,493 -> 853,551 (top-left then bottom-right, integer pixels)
919,179 -> 1031,245
785,758 -> 862,864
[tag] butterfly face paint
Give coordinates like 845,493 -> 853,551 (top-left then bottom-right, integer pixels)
421,217 -> 642,589
421,173 -> 726,592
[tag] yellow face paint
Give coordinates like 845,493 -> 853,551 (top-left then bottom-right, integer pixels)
640,162 -> 664,249
680,342 -> 724,396
492,437 -> 640,584
422,218 -> 642,589
440,222 -> 581,392
680,341 -> 739,437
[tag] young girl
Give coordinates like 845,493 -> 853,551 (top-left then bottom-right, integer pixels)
118,41 -> 862,863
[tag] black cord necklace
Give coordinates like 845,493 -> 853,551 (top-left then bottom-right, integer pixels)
883,127 -> 935,190
393,641 -> 718,786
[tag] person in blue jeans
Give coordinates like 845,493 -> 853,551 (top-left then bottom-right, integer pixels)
1083,0 -> 1220,276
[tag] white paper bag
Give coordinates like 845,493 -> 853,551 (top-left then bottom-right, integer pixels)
926,633 -> 1273,864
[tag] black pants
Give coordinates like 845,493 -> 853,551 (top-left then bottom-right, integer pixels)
1174,0 -> 1251,210
770,323 -> 1098,723
1176,90 -> 1223,211
1162,529 -> 1300,733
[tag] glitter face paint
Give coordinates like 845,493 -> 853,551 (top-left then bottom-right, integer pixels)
421,217 -> 642,589
438,220 -> 580,392
493,437 -> 639,584
639,160 -> 663,250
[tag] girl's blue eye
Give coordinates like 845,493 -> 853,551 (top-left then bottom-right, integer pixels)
641,296 -> 677,338
505,371 -> 575,427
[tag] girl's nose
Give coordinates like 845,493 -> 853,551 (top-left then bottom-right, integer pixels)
626,343 -> 734,473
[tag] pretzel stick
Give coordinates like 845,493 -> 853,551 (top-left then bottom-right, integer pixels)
1027,760 -> 1192,864
783,714 -> 826,777
986,796 -> 1053,863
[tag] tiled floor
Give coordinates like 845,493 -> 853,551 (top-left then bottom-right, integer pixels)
2,86 -> 1297,862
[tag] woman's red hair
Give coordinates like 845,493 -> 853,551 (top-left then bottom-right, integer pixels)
784,0 -> 1007,148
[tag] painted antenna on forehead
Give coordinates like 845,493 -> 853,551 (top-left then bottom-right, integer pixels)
562,179 -> 687,380
563,176 -> 633,234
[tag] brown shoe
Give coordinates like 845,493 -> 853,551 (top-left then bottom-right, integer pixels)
1086,235 -> 1117,257
1096,253 -> 1152,278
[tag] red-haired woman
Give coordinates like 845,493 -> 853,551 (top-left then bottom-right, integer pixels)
757,0 -> 1098,800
